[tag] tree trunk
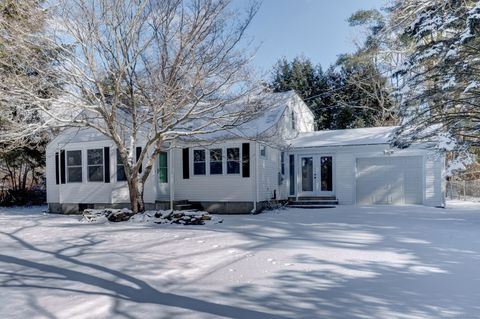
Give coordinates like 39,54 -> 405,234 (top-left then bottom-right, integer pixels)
127,176 -> 145,214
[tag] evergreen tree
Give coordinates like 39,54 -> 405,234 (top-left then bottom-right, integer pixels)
270,55 -> 395,130
390,0 -> 480,149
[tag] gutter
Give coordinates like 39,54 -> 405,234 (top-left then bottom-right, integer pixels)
289,142 -> 391,149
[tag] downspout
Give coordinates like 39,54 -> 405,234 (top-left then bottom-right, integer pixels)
169,142 -> 175,212
251,142 -> 258,214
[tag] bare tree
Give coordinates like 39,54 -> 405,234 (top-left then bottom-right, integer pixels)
1,0 -> 261,213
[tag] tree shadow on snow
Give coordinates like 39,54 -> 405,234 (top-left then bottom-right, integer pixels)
1,205 -> 480,318
0,227 -> 289,319
203,206 -> 480,318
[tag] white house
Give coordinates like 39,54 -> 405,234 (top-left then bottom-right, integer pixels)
46,91 -> 446,214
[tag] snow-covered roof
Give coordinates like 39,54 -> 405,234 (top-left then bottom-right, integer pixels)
179,90 -> 300,141
48,91 -> 303,147
289,126 -> 398,148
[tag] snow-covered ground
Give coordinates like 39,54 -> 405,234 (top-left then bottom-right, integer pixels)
1,202 -> 480,319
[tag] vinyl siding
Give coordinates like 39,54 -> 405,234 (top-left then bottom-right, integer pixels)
424,154 -> 445,207
336,154 -> 356,205
45,148 -> 59,203
173,140 -> 255,202
257,144 -> 281,201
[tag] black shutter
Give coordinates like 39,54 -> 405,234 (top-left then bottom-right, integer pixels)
242,143 -> 250,178
104,147 -> 110,183
289,154 -> 295,195
182,148 -> 190,179
136,146 -> 142,173
55,152 -> 60,185
60,150 -> 66,184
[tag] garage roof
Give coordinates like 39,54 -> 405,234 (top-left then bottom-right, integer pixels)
289,126 -> 397,148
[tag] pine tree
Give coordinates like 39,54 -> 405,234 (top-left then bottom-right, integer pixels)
270,54 -> 396,130
391,0 -> 480,149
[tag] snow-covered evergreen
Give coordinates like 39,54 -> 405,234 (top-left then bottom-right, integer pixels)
392,0 -> 480,152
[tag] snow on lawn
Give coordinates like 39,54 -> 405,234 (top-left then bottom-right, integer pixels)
1,202 -> 480,319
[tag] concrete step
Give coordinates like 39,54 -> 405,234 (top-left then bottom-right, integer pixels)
287,200 -> 338,206
297,196 -> 337,201
291,199 -> 338,204
287,205 -> 336,209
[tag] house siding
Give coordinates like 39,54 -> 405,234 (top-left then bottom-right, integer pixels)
424,154 -> 445,207
257,144 -> 281,201
173,140 -> 255,202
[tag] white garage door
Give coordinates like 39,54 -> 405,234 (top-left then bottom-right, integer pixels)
356,156 -> 423,205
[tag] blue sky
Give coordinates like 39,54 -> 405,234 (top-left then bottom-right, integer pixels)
237,0 -> 385,73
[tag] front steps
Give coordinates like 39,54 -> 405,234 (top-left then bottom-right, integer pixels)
287,196 -> 338,209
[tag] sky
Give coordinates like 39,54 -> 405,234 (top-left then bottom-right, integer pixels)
236,0 -> 385,74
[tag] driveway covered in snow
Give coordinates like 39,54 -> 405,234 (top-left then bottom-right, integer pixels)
1,202 -> 480,319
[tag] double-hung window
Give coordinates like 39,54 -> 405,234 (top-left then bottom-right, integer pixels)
67,150 -> 82,183
158,152 -> 168,183
87,149 -> 104,182
281,152 -> 285,175
116,149 -> 127,182
227,147 -> 240,174
210,149 -> 223,175
193,149 -> 206,175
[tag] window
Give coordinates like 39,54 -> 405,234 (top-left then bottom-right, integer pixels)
227,147 -> 240,174
67,150 -> 82,183
281,152 -> 285,175
210,149 -> 223,175
159,152 -> 168,183
193,149 -> 206,175
116,149 -> 127,182
87,149 -> 104,182
320,156 -> 333,191
260,145 -> 267,158
291,110 -> 296,130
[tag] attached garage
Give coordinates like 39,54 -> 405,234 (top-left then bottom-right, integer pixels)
289,126 -> 445,207
356,156 -> 423,205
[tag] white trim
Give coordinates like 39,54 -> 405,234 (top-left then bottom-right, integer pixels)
66,150 -> 83,184
252,142 -> 258,213
297,154 -> 335,197
169,147 -> 174,211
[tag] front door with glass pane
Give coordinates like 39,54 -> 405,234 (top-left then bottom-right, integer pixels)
299,155 -> 334,196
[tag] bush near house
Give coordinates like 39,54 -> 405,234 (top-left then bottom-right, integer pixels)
0,188 -> 46,206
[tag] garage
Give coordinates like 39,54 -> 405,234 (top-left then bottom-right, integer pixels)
356,156 -> 423,205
